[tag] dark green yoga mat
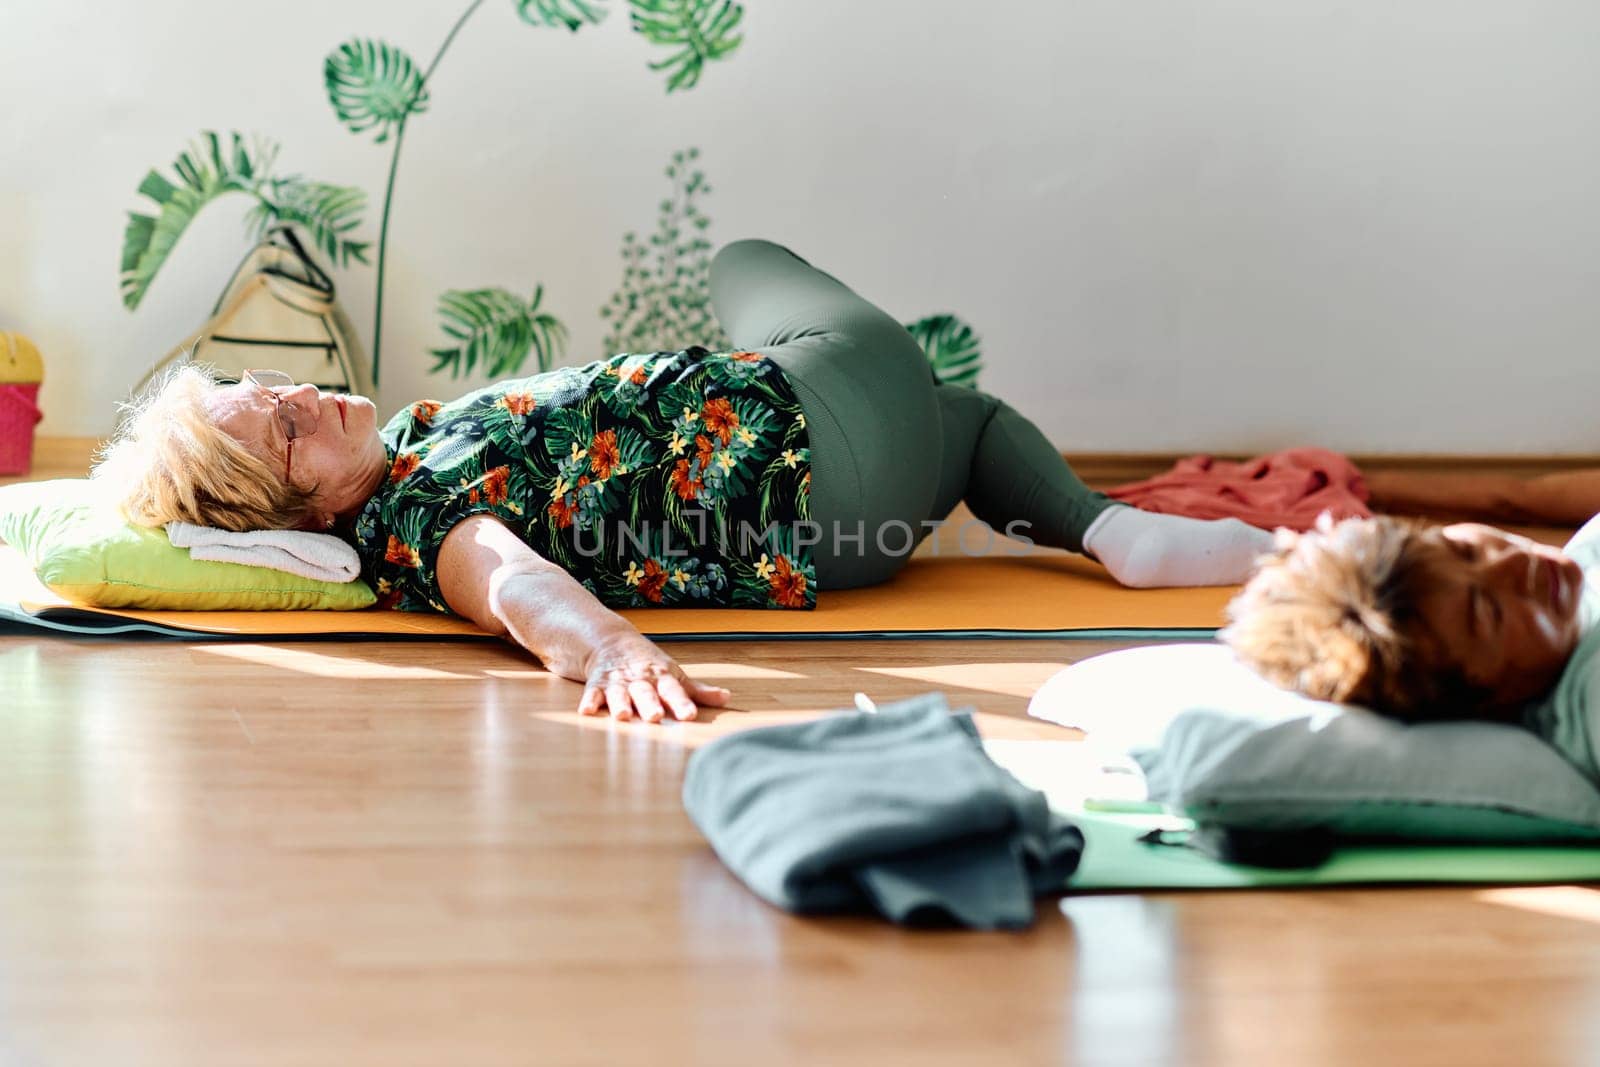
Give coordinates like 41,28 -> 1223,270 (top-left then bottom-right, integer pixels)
1070,810 -> 1600,890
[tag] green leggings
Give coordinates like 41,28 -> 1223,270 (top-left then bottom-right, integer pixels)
710,239 -> 1116,589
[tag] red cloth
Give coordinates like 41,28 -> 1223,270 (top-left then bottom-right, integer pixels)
1106,447 -> 1371,531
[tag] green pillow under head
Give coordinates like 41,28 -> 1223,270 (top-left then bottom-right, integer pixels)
0,479 -> 376,611
1028,644 -> 1600,844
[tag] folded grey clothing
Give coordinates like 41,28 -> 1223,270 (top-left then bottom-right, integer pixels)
682,693 -> 1084,929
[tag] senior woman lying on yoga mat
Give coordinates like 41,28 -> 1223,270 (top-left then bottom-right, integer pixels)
1223,510 -> 1600,777
97,239 -> 1271,722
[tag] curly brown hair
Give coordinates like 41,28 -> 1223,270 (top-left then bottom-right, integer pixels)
1220,514 -> 1494,720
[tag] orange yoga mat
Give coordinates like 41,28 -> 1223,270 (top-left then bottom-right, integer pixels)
0,544 -> 1234,641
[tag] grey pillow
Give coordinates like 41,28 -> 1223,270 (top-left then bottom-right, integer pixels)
1027,643 -> 1600,843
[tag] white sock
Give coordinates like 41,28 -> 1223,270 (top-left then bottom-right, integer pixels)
1081,505 -> 1276,588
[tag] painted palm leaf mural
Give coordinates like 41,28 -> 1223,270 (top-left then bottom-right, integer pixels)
119,132 -> 368,311
328,0 -> 748,383
245,179 -> 369,271
905,313 -> 984,387
120,0 -> 748,386
514,0 -> 609,31
430,285 -> 568,379
629,0 -> 745,92
323,39 -> 430,144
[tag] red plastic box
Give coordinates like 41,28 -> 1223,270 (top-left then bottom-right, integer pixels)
0,383 -> 42,475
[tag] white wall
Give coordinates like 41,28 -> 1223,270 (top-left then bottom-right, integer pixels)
4,0 -> 1598,453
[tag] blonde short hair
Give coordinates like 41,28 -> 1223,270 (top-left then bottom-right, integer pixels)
93,364 -> 315,532
1220,513 -> 1489,720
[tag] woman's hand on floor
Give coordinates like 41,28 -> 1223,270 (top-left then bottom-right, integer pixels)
436,516 -> 731,721
578,627 -> 732,723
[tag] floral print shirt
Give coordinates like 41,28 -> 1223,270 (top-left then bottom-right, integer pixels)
350,348 -> 815,613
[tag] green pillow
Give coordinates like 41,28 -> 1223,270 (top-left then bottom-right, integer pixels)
1029,644 -> 1600,844
0,479 -> 376,611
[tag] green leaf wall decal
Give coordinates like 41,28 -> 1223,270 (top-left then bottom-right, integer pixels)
431,285 -> 569,379
123,0 -> 754,383
119,131 -> 370,310
513,0 -> 609,31
904,313 -> 984,388
247,179 -> 372,268
627,0 -> 744,92
324,39 -> 430,144
120,132 -> 272,309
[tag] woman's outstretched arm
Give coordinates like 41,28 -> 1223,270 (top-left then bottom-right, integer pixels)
436,514 -> 731,721
1366,468 -> 1600,526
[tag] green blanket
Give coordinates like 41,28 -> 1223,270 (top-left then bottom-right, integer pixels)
1071,810 -> 1600,890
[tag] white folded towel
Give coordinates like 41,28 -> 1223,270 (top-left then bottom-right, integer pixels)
164,522 -> 362,584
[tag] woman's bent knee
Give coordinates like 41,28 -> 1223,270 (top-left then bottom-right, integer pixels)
711,238 -> 798,284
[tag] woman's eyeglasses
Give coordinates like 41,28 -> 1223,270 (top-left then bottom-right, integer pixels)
243,370 -> 319,483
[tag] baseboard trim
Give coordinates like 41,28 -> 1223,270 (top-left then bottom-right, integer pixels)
1067,451 -> 1600,488
0,436 -> 104,486
8,438 -> 1599,491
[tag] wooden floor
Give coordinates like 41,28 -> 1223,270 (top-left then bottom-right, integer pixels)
6,442 -> 1600,1066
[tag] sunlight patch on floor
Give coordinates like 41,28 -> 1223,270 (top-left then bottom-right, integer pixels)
673,662 -> 808,680
195,644 -> 475,680
855,661 -> 1065,699
529,705 -> 835,748
985,738 -> 1145,811
482,661 -> 805,684
1477,886 -> 1600,925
